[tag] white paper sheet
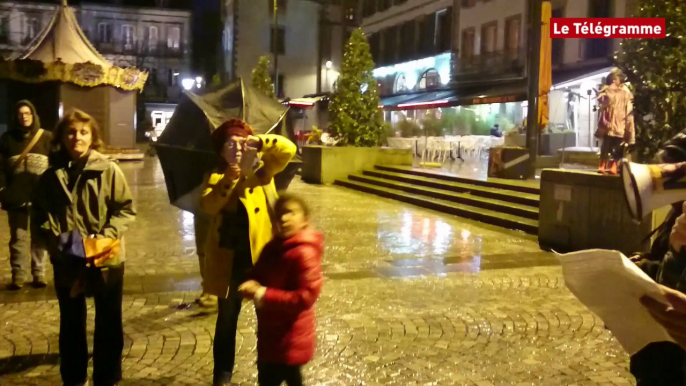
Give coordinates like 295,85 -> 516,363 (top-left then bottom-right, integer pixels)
557,249 -> 675,355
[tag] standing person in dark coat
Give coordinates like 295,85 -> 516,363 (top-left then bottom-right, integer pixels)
239,194 -> 324,386
630,129 -> 686,386
32,109 -> 136,386
0,100 -> 52,290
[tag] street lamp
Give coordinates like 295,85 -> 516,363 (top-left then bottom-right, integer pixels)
325,60 -> 332,91
182,78 -> 195,90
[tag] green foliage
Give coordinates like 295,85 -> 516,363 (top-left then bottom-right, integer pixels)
616,0 -> 686,162
251,55 -> 276,99
380,122 -> 395,146
397,119 -> 421,137
440,108 -> 460,135
329,29 -> 383,147
421,111 -> 444,137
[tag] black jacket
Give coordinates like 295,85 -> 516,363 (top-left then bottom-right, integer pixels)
0,100 -> 53,210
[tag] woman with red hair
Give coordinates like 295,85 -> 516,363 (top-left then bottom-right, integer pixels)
200,119 -> 296,386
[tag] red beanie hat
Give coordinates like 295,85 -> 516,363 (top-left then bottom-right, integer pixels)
218,119 -> 254,139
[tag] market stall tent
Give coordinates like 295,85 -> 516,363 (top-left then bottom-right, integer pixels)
0,0 -> 147,147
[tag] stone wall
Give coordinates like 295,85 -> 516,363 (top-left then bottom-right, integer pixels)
301,146 -> 413,184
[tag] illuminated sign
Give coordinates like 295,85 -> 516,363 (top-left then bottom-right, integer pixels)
151,110 -> 174,135
471,95 -> 519,105
373,52 -> 452,81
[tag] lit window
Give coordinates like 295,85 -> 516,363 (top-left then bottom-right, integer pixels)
26,17 -> 40,41
98,22 -> 112,43
122,25 -> 135,50
167,26 -> 180,49
148,26 -> 159,51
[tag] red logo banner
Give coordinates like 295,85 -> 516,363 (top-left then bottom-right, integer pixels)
550,18 -> 666,39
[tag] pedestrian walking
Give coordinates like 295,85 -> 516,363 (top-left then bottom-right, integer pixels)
238,193 -> 324,386
0,100 -> 52,290
31,109 -> 136,386
200,118 -> 296,386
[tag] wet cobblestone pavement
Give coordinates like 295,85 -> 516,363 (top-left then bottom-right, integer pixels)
0,159 -> 632,385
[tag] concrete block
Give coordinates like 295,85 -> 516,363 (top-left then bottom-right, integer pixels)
301,146 -> 413,184
538,168 -> 653,255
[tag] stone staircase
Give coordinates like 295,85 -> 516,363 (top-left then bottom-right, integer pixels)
334,165 -> 540,235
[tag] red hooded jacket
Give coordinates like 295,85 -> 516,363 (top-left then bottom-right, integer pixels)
250,228 -> 324,365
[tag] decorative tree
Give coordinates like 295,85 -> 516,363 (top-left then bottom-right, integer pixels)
616,0 -> 686,162
251,55 -> 276,99
329,28 -> 383,147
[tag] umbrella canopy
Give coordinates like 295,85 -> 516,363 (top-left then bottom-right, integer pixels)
155,78 -> 289,213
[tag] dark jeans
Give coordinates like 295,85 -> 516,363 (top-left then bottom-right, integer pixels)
257,362 -> 304,386
600,135 -> 624,162
213,250 -> 252,384
7,208 -> 46,281
55,264 -> 125,386
630,341 -> 686,386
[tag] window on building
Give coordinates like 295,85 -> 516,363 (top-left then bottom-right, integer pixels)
461,0 -> 476,8
418,69 -> 439,90
148,26 -> 159,51
25,16 -> 40,42
0,16 -> 9,43
480,21 -> 497,55
551,8 -> 565,65
122,24 -> 135,50
368,32 -> 380,64
268,0 -> 287,15
504,15 -> 521,56
270,27 -> 285,55
420,13 -> 436,57
399,20 -> 415,62
167,26 -> 181,50
344,3 -> 356,22
271,73 -> 285,98
461,27 -> 475,60
168,68 -> 179,86
383,26 -> 398,65
586,0 -> 612,59
98,22 -> 112,43
362,0 -> 376,18
435,8 -> 452,53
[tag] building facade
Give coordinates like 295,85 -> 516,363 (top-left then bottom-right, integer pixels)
220,0 -> 358,100
362,0 -> 640,149
0,0 -> 192,105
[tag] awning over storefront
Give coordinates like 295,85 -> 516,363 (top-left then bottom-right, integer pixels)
380,79 -> 527,111
552,64 -> 613,89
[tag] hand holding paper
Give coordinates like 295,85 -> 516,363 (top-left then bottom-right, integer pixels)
557,249 -> 675,355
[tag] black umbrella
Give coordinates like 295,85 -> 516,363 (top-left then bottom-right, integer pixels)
154,78 -> 290,213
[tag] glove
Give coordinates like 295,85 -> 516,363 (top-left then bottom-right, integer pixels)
83,237 -> 121,267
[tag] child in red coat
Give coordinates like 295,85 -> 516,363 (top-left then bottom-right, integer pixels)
238,193 -> 323,386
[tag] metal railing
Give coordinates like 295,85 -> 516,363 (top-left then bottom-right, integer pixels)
93,40 -> 183,58
455,48 -> 526,78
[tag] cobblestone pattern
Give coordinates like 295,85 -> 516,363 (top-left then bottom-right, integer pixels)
0,267 -> 632,385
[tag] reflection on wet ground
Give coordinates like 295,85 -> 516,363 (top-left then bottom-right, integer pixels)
0,158 -> 546,298
0,158 -> 632,385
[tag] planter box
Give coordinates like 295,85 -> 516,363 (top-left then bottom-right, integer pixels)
301,145 -> 413,184
488,147 -> 529,180
507,133 -> 577,156
538,169 -> 653,255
